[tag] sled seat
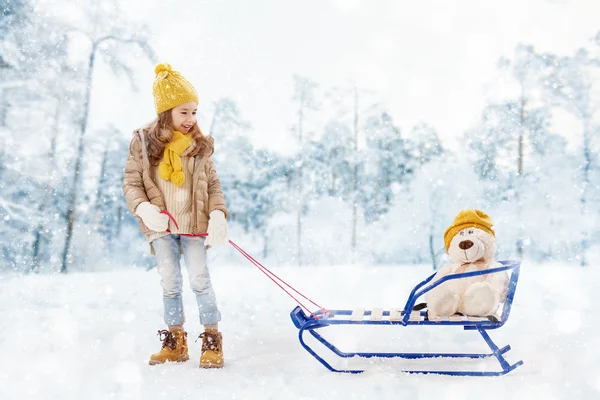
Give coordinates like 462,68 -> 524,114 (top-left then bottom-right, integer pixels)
291,306 -> 501,330
344,308 -> 496,323
290,260 -> 523,375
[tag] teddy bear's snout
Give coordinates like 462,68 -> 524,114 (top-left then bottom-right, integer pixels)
459,240 -> 474,250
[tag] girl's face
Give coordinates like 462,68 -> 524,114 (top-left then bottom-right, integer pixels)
171,102 -> 198,133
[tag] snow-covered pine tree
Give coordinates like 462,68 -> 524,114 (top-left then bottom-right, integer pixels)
57,0 -> 156,273
290,75 -> 319,266
363,111 -> 413,222
542,48 -> 600,265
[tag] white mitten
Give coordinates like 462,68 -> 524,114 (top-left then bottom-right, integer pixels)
205,210 -> 229,247
135,202 -> 169,232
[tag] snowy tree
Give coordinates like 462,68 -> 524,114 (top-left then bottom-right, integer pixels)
290,75 -> 319,266
543,48 -> 600,265
465,97 -> 556,259
360,121 -> 445,267
0,0 -> 156,272
243,149 -> 290,258
0,126 -> 44,271
215,135 -> 255,231
407,122 -> 444,165
402,122 -> 445,267
207,97 -> 291,258
57,0 -> 156,273
0,1 -> 72,272
402,152 -> 478,268
92,127 -> 131,252
363,112 -> 414,222
30,105 -> 64,273
208,98 -> 250,138
323,85 -> 379,257
208,98 -> 253,230
307,121 -> 354,198
0,0 -> 26,80
521,127 -> 582,262
493,45 -> 556,257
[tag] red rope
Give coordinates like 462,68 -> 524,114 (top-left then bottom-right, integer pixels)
228,240 -> 324,310
157,211 -> 326,318
228,240 -> 319,319
160,210 -> 180,231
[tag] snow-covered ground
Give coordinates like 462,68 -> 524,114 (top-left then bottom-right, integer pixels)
0,260 -> 598,399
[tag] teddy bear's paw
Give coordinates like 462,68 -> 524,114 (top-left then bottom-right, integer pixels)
459,282 -> 499,316
427,290 -> 459,317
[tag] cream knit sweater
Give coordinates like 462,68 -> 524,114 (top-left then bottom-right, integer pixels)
147,151 -> 195,242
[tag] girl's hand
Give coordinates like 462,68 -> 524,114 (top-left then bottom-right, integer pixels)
135,202 -> 169,232
205,210 -> 229,247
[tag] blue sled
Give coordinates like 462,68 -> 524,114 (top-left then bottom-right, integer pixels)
290,260 -> 524,376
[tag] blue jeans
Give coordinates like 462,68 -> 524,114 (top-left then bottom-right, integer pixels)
152,235 -> 221,326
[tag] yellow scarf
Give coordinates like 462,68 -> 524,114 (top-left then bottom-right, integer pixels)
158,131 -> 192,186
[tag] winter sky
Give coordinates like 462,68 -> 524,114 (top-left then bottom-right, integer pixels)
86,0 -> 600,153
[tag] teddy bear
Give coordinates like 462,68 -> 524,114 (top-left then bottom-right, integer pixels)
424,209 -> 509,318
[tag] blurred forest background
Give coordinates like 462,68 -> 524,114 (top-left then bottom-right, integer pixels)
1,0 -> 599,273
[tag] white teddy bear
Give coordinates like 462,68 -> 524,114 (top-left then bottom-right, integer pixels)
424,209 -> 509,318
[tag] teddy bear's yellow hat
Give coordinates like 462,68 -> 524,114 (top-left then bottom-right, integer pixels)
443,209 -> 495,251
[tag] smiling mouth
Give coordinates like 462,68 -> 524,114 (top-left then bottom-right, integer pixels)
182,124 -> 191,130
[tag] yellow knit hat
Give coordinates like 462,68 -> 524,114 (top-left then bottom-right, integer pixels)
152,63 -> 199,115
443,209 -> 495,251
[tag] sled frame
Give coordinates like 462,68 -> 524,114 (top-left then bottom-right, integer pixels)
290,260 -> 523,376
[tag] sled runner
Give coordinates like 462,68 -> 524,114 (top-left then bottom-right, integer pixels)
290,260 -> 523,376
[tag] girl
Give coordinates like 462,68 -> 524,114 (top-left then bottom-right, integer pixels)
123,63 -> 229,368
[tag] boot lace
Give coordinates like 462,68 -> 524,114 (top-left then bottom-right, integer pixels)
198,331 -> 222,352
157,329 -> 183,350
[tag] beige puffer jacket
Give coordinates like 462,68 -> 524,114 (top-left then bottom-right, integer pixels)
122,128 -> 228,243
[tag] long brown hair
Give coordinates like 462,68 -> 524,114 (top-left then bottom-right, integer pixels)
144,110 -> 214,166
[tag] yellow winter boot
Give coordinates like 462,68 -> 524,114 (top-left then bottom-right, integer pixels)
198,329 -> 224,369
149,328 -> 189,365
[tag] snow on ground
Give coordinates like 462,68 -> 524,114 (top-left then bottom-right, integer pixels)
0,260 -> 598,399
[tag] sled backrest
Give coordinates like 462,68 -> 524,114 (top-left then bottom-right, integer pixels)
401,260 -> 521,326
497,260 -> 521,325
